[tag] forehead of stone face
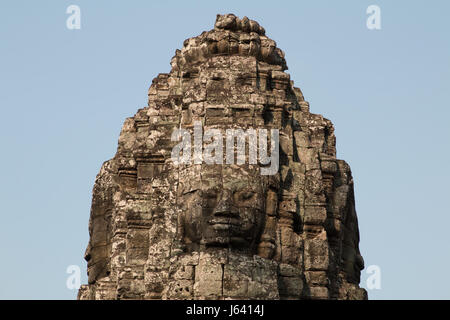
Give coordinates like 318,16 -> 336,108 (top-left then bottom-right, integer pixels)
200,164 -> 223,192
178,164 -> 203,195
178,164 -> 221,195
221,164 -> 265,194
178,163 -> 265,195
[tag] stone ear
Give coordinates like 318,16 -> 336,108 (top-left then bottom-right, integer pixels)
176,208 -> 185,242
257,189 -> 278,259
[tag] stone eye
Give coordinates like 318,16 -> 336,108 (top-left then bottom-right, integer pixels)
204,190 -> 218,199
241,191 -> 254,200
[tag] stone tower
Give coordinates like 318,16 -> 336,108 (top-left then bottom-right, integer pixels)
78,14 -> 367,300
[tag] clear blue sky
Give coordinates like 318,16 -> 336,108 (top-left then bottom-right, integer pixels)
1,0 -> 449,299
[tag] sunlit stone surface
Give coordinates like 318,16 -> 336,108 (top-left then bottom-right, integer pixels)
78,14 -> 367,300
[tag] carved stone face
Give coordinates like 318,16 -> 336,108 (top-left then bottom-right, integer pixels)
179,165 -> 266,252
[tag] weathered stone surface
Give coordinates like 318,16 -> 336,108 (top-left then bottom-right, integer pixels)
78,13 -> 366,300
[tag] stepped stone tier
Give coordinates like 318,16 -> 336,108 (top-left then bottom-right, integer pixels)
78,14 -> 367,300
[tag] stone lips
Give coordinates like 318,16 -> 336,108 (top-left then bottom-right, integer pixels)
78,13 -> 367,300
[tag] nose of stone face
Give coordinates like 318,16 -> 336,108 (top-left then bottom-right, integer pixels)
84,243 -> 92,262
213,190 -> 237,217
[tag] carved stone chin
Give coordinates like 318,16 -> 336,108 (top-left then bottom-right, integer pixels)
78,13 -> 367,301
